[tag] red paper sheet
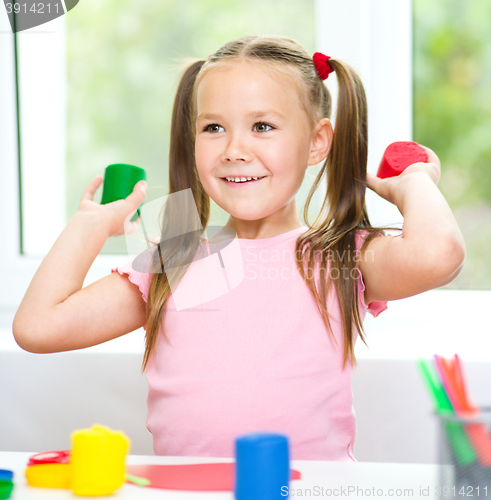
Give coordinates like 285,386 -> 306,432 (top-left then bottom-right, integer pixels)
126,463 -> 301,491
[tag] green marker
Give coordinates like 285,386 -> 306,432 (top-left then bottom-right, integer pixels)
125,474 -> 151,487
417,359 -> 477,466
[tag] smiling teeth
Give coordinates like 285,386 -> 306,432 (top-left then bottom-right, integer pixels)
225,176 -> 260,182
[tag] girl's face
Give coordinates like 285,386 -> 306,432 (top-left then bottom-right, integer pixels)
194,61 -> 325,236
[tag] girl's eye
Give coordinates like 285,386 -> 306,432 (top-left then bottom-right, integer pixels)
204,124 -> 224,133
254,122 -> 274,132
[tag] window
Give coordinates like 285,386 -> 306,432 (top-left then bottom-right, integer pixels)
1,0 -> 317,322
413,0 -> 491,290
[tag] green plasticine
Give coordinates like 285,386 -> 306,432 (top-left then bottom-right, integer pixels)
0,479 -> 14,500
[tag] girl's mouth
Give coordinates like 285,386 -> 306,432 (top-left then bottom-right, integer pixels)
221,176 -> 266,186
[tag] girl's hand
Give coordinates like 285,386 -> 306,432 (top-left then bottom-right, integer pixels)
77,176 -> 148,237
366,146 -> 441,206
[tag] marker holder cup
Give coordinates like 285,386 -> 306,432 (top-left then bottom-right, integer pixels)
437,408 -> 491,498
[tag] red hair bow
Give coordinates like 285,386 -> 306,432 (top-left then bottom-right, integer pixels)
312,52 -> 334,80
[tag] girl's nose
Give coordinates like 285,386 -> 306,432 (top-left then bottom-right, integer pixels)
222,135 -> 253,163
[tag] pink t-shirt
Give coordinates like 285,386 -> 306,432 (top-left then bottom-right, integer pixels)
111,227 -> 387,461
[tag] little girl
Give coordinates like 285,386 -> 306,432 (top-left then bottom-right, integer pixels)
13,35 -> 465,461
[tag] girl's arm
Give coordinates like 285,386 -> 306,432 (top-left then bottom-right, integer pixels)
359,146 -> 466,304
12,176 -> 148,353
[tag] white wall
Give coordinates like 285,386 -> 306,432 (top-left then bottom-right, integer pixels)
0,331 -> 153,455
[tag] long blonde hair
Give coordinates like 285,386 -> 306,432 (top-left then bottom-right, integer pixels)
141,34 -> 396,371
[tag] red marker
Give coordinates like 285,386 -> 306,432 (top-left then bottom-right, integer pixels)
434,354 -> 491,467
377,141 -> 428,178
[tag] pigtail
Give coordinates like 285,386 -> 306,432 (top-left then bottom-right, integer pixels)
298,59 -> 391,369
323,59 -> 370,366
142,60 -> 211,371
296,59 -> 371,365
168,60 -> 210,225
325,59 -> 368,231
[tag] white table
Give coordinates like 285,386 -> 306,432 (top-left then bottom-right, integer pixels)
0,452 -> 441,499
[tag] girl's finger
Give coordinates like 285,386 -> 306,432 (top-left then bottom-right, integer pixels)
366,171 -> 396,204
366,171 -> 382,193
123,217 -> 142,236
421,145 -> 440,166
125,180 -> 147,208
80,176 -> 103,202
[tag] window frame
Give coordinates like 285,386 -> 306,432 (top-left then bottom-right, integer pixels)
1,0 -> 489,354
0,12 -> 127,326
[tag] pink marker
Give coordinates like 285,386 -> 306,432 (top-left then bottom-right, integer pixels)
377,141 -> 428,178
435,354 -> 491,467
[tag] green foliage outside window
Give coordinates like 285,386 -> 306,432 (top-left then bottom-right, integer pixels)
413,0 -> 491,289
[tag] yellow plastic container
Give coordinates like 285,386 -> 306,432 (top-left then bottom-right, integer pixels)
70,424 -> 130,496
25,463 -> 71,488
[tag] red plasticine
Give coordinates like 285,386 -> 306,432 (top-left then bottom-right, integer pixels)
27,450 -> 71,466
126,463 -> 301,491
377,141 -> 427,179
